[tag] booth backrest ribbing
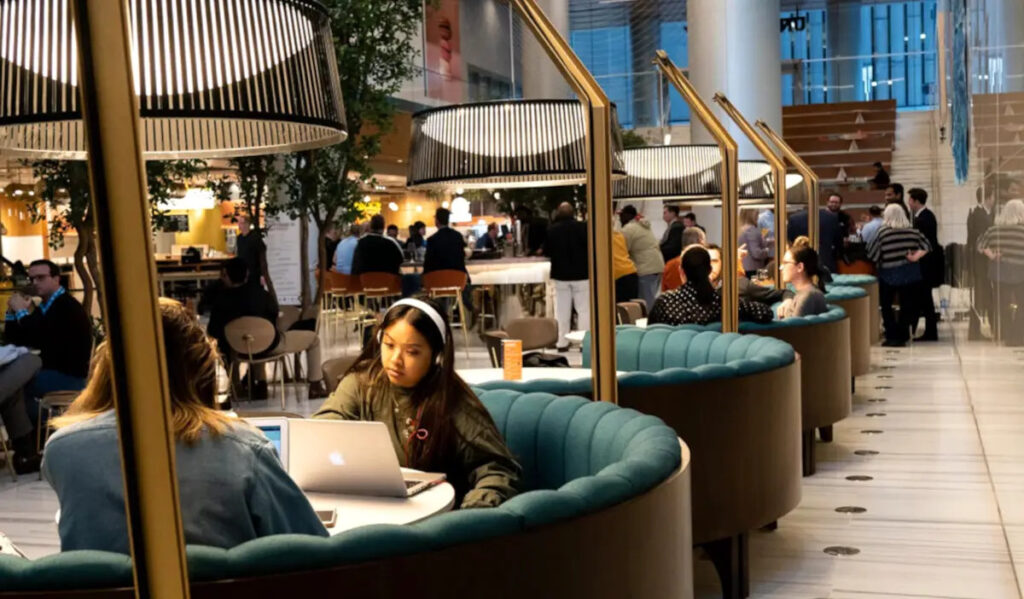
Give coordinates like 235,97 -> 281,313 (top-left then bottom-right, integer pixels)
824,285 -> 871,376
832,274 -> 881,344
0,391 -> 692,599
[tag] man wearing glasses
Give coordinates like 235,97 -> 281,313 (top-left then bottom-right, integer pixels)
4,260 -> 92,425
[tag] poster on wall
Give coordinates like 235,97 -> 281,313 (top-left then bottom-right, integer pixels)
425,0 -> 461,102
265,213 -> 302,306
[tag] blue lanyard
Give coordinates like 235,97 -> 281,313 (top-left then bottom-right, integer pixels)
40,287 -> 66,315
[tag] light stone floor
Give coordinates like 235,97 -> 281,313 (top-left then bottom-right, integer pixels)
3,323 -> 1024,599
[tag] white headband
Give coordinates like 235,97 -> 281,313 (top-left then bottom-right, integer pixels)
384,298 -> 447,343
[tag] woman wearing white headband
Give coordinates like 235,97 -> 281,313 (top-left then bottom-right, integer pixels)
314,297 -> 520,509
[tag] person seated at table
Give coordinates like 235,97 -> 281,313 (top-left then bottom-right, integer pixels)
475,223 -> 500,251
649,246 -> 773,326
776,246 -> 828,319
406,221 -> 427,260
333,223 -> 361,275
4,260 -> 92,413
424,208 -> 474,317
705,244 -> 790,306
43,299 -> 327,554
314,297 -> 521,509
353,215 -> 404,277
661,227 -> 707,292
386,224 -> 403,245
0,350 -> 43,473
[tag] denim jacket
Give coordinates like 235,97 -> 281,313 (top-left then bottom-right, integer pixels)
43,411 -> 327,554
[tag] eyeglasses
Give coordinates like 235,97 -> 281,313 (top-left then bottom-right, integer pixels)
28,274 -> 51,281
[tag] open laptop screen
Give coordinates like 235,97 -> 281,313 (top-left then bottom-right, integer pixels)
259,425 -> 283,456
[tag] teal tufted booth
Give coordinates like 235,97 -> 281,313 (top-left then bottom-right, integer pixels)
832,273 -> 881,343
478,327 -> 801,599
657,305 -> 851,476
824,285 -> 872,376
0,391 -> 693,599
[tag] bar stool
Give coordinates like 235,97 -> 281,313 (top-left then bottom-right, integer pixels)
475,285 -> 499,332
422,269 -> 471,359
322,270 -> 365,345
359,273 -> 403,334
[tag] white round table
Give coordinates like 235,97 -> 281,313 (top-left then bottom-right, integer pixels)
458,367 -> 623,386
305,478 -> 455,536
565,330 -> 587,346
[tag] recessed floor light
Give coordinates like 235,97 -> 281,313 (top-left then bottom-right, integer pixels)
824,545 -> 861,556
854,449 -> 880,456
866,413 -> 887,417
875,386 -> 892,390
861,429 -> 884,435
846,475 -> 874,481
835,506 -> 867,514
867,398 -> 887,403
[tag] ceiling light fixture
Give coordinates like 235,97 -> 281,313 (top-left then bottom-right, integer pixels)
0,0 -> 347,159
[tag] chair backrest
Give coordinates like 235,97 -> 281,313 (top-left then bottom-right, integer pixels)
504,318 -> 558,351
616,304 -> 631,325
628,299 -> 648,318
277,306 -> 301,332
223,317 -> 278,357
322,356 -> 358,393
359,272 -> 402,296
324,270 -> 360,294
482,331 -> 510,367
620,302 -> 644,324
422,269 -> 467,295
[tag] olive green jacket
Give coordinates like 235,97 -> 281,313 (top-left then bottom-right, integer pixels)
314,373 -> 521,509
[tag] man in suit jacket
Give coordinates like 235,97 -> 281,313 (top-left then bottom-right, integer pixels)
787,207 -> 843,273
967,186 -> 996,339
352,214 -> 404,276
908,188 -> 944,341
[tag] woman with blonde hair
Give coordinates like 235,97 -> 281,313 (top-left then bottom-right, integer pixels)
977,199 -> 1024,345
867,203 -> 931,346
43,299 -> 326,553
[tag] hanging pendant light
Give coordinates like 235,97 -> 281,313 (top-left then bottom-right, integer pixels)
406,99 -> 626,189
613,145 -> 803,204
0,0 -> 346,159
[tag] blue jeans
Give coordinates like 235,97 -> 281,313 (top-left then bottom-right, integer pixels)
26,369 -> 87,428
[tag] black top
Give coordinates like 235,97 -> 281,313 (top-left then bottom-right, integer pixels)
235,233 -> 265,289
787,208 -> 843,273
324,237 -> 340,265
424,227 -> 468,274
660,220 -> 684,262
352,234 -> 405,276
967,205 -> 995,273
5,293 -> 92,378
872,168 -> 891,190
543,215 -> 589,281
523,217 -> 548,255
648,282 -> 774,326
913,207 -> 945,287
202,281 -> 281,358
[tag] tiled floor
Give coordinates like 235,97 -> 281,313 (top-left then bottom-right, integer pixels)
692,324 -> 1024,599
3,323 -> 1024,598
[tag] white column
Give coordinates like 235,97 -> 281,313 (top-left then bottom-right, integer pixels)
827,0 -> 866,103
520,0 -> 572,99
987,0 -> 1024,92
687,0 -> 782,159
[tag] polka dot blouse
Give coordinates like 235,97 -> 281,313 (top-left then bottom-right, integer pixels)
648,282 -> 775,326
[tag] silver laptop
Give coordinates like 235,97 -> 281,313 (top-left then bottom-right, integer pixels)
287,419 -> 445,498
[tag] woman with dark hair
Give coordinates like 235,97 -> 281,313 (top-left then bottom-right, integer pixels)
648,246 -> 773,326
44,299 -> 326,553
314,297 -> 520,508
777,246 -> 828,318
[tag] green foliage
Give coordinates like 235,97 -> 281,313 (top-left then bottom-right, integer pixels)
146,159 -> 209,231
27,160 -> 91,250
621,129 -> 649,149
212,156 -> 281,238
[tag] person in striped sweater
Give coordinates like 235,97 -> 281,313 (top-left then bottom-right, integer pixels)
977,199 -> 1024,346
867,204 -> 932,347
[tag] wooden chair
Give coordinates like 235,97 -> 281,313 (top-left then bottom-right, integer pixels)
629,299 -> 649,318
321,355 -> 359,393
321,270 -> 366,345
224,317 -> 290,409
422,269 -> 471,359
483,318 -> 559,367
36,391 -> 79,454
359,272 -> 402,311
0,419 -> 16,482
616,302 -> 643,325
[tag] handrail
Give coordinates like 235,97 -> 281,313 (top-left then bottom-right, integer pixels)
755,120 -> 821,250
653,50 -> 739,332
712,93 -> 788,287
511,0 -> 618,402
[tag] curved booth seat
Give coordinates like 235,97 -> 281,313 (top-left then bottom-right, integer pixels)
832,274 -> 880,344
825,285 -> 871,378
0,392 -> 693,599
670,306 -> 853,476
484,328 -> 802,598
